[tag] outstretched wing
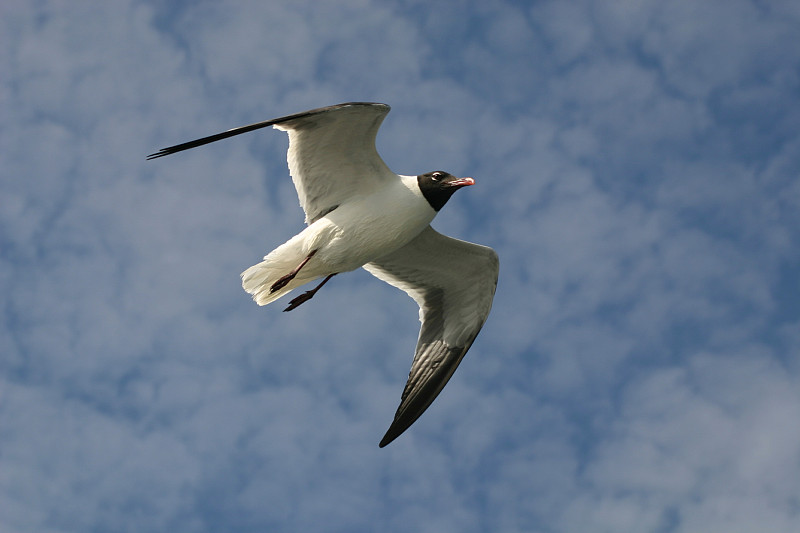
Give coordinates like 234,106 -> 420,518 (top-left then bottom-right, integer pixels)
274,102 -> 394,224
363,226 -> 499,447
147,102 -> 395,224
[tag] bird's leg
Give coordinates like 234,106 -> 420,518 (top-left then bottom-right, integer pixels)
283,273 -> 337,312
270,249 -> 317,293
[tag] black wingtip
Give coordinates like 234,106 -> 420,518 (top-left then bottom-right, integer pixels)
145,142 -> 203,160
378,432 -> 395,448
145,133 -> 232,160
145,116 -> 284,161
378,419 -> 408,448
146,102 -> 392,161
146,149 -> 172,160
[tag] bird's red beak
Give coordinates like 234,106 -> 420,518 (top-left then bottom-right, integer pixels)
447,177 -> 475,187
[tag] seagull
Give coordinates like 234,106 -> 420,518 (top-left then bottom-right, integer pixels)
148,102 -> 499,447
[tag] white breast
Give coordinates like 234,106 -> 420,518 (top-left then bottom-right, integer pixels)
312,175 -> 436,272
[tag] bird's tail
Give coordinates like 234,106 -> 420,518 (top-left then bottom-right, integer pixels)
241,258 -> 311,306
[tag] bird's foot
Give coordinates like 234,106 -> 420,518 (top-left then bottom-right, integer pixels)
283,290 -> 316,312
281,273 -> 336,312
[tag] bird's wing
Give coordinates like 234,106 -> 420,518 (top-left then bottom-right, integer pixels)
363,226 -> 499,447
273,103 -> 394,224
147,102 -> 394,224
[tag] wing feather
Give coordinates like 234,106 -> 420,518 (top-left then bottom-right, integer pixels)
147,102 -> 394,224
274,103 -> 393,223
364,226 -> 499,447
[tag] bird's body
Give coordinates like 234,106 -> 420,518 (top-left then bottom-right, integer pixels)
148,102 -> 499,447
242,173 -> 435,306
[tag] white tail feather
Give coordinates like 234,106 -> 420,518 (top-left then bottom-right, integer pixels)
241,260 -> 312,306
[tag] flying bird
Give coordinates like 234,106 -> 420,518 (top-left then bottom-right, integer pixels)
148,102 -> 499,447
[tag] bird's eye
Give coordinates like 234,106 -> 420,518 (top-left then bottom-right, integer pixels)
431,172 -> 443,181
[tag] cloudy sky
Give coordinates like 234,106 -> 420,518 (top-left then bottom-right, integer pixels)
3,1 -> 800,532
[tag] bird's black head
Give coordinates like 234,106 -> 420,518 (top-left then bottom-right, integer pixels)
417,171 -> 475,211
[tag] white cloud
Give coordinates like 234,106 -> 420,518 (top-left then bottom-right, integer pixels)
575,351 -> 800,532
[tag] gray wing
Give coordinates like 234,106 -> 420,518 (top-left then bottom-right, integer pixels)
147,102 -> 394,224
274,103 -> 394,224
363,226 -> 499,447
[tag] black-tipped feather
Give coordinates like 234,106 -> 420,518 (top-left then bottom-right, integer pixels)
365,226 -> 499,447
379,342 -> 470,447
147,119 -> 280,159
146,102 -> 387,160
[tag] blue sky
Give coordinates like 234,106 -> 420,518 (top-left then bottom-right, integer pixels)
2,1 -> 800,532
